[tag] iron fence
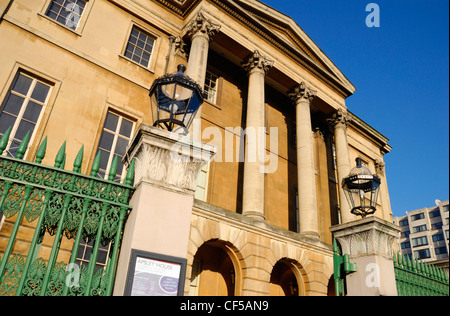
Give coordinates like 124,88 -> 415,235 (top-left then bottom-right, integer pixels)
0,128 -> 134,296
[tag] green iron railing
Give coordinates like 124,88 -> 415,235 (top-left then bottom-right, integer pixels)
0,127 -> 134,296
393,252 -> 449,296
332,238 -> 357,296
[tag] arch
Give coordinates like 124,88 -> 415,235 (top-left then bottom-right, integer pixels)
269,258 -> 307,296
188,239 -> 244,296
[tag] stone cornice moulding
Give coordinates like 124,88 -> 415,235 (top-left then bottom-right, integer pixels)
155,0 -> 355,98
330,216 -> 401,260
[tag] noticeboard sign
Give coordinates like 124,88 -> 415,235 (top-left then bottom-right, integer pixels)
124,250 -> 187,296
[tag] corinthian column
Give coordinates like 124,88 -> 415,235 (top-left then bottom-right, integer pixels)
185,12 -> 220,87
184,12 -> 220,137
327,109 -> 357,223
289,83 -> 319,237
241,51 -> 274,221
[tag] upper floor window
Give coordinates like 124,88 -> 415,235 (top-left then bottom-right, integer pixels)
124,26 -> 155,68
0,72 -> 51,157
96,111 -> 135,182
45,0 -> 87,31
411,213 -> 425,221
204,71 -> 219,104
399,219 -> 409,227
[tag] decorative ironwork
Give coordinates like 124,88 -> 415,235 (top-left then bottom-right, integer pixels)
0,128 -> 134,296
394,252 -> 449,296
332,238 -> 356,296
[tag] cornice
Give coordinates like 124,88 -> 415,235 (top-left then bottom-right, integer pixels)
154,0 -> 355,99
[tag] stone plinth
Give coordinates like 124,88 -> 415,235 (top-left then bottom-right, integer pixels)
113,124 -> 215,296
330,216 -> 401,296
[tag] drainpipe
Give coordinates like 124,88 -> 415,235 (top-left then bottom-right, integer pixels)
0,0 -> 14,24
163,36 -> 176,75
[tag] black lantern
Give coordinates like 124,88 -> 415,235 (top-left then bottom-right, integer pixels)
342,158 -> 381,218
149,64 -> 204,135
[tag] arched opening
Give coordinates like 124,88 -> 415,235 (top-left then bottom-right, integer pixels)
189,242 -> 236,296
269,260 -> 299,296
327,275 -> 336,296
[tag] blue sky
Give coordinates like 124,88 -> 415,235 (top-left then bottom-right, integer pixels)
260,0 -> 449,217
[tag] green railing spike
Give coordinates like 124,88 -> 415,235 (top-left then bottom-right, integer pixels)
73,145 -> 84,173
91,151 -> 101,177
0,126 -> 12,153
55,141 -> 66,168
35,136 -> 48,164
16,131 -> 31,160
406,255 -> 412,270
124,159 -> 135,186
398,252 -> 403,267
417,260 -> 423,274
108,155 -> 118,181
412,258 -> 417,272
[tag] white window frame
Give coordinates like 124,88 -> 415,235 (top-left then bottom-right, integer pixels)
0,72 -> 52,158
40,0 -> 94,35
96,111 -> 136,182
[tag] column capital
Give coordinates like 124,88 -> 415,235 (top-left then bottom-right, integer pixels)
288,82 -> 317,104
242,50 -> 274,75
327,109 -> 352,130
186,12 -> 221,41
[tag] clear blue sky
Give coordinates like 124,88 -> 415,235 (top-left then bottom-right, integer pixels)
260,0 -> 449,217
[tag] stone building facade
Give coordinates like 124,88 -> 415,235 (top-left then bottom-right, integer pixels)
0,0 -> 393,296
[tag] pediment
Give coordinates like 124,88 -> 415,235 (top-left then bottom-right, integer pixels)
154,0 -> 356,96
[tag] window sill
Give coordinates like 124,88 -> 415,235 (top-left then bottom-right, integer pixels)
37,13 -> 83,37
119,55 -> 155,74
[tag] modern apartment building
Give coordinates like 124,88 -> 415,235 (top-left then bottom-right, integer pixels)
393,200 -> 449,269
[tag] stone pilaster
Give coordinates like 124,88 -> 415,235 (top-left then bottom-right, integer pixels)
241,51 -> 273,221
289,82 -> 319,238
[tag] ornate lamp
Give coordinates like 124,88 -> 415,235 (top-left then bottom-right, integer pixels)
149,64 -> 204,135
342,158 -> 381,218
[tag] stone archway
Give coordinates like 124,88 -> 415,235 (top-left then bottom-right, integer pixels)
189,240 -> 243,296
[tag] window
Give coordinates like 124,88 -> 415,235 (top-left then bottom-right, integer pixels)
401,241 -> 411,249
432,234 -> 444,242
414,249 -> 430,260
204,71 -> 219,104
399,219 -> 409,227
75,238 -> 110,273
124,26 -> 155,68
411,213 -> 425,221
0,72 -> 51,157
400,231 -> 410,238
443,205 -> 449,212
412,236 -> 428,247
435,247 -> 447,255
96,111 -> 135,182
45,0 -> 87,31
429,208 -> 441,218
431,222 -> 443,230
195,163 -> 210,202
412,224 -> 427,233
